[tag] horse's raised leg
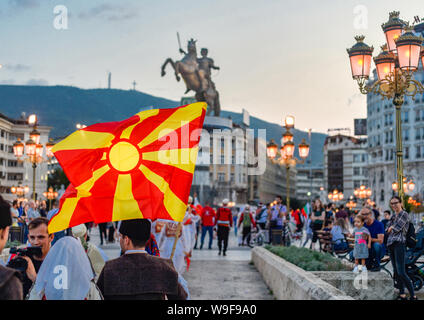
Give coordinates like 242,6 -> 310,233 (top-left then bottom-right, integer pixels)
161,58 -> 180,81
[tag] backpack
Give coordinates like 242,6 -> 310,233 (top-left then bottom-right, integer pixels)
406,222 -> 417,249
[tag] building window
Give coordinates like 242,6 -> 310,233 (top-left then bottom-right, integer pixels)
353,167 -> 360,175
380,170 -> 384,183
405,147 -> 409,160
417,146 -> 422,159
380,189 -> 385,202
218,173 -> 225,182
403,129 -> 410,141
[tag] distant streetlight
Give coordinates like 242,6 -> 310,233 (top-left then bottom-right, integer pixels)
13,114 -> 55,200
267,115 -> 310,214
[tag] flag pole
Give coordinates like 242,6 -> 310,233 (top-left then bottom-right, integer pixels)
170,221 -> 182,260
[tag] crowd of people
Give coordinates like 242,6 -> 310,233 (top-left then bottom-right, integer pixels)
1,191 -> 423,300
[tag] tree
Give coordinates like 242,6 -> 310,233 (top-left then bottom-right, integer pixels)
47,168 -> 69,191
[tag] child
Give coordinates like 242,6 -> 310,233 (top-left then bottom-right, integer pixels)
351,214 -> 371,273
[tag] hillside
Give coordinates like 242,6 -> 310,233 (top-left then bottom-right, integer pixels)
0,85 -> 325,166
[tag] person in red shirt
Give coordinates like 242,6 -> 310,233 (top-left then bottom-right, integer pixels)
237,205 -> 257,247
215,199 -> 233,256
199,202 -> 216,250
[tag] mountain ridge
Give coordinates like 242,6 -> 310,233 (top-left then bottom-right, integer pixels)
0,85 -> 325,166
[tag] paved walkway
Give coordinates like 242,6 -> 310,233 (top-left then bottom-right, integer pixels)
184,231 -> 274,300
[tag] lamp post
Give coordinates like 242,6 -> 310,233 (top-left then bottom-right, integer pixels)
347,11 -> 424,203
266,116 -> 310,215
43,187 -> 58,210
12,114 -> 55,201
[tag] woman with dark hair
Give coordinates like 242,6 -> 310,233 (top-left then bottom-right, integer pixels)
386,196 -> 417,300
310,199 -> 325,251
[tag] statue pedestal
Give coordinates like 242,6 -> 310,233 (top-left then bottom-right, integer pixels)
204,116 -> 232,130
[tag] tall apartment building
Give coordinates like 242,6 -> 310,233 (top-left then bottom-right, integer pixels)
0,112 -> 51,202
324,134 -> 369,201
366,22 -> 424,209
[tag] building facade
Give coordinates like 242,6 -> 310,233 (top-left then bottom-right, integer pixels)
191,116 -> 249,206
365,22 -> 424,209
324,134 -> 369,201
0,113 -> 51,202
296,165 -> 324,202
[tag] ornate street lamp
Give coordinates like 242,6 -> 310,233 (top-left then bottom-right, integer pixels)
13,114 -> 55,200
354,185 -> 372,200
328,189 -> 344,203
43,187 -> 58,209
266,116 -> 310,215
10,183 -> 29,198
347,11 -> 424,202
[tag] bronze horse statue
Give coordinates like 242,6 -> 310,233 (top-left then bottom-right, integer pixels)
161,39 -> 221,116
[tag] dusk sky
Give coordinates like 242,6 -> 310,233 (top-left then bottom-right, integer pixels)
0,0 -> 423,133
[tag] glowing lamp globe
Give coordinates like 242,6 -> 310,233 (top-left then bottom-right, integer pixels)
283,141 -> 295,159
298,139 -> 310,159
395,28 -> 423,72
381,11 -> 405,52
347,35 -> 374,79
28,114 -> 37,125
374,46 -> 396,81
392,182 -> 398,191
25,139 -> 36,156
266,140 -> 278,159
408,181 -> 415,191
284,116 -> 295,129
12,139 -> 25,158
29,129 -> 41,145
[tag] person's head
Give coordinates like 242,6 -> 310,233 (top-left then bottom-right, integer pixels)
335,217 -> 347,231
29,200 -> 36,209
222,199 -> 229,206
339,204 -> 344,210
28,217 -> 54,259
354,214 -> 365,228
71,224 -> 88,241
244,205 -> 250,212
119,219 -> 151,254
325,219 -> 333,229
0,199 -> 12,253
390,196 -> 403,213
200,48 -> 208,57
275,196 -> 282,204
187,196 -> 193,205
359,206 -> 374,225
12,200 -> 18,208
313,199 -> 323,211
384,210 -> 391,220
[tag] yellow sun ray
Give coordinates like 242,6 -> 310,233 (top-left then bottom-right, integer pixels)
139,164 -> 186,222
112,174 -> 143,221
120,109 -> 160,140
52,130 -> 115,152
137,102 -> 206,149
48,164 -> 110,233
141,147 -> 198,174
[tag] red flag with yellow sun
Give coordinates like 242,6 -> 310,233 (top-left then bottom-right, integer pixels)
48,102 -> 206,233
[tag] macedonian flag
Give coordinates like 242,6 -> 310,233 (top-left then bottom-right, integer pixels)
48,102 -> 206,233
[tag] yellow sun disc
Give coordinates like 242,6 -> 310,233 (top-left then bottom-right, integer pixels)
108,141 -> 140,172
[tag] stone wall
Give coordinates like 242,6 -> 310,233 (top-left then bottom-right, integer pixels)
251,247 -> 354,300
312,271 -> 395,300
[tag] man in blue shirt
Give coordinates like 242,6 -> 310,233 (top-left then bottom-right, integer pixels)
268,196 -> 286,244
361,207 -> 385,271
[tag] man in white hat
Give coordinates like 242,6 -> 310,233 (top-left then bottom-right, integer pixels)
214,199 -> 233,256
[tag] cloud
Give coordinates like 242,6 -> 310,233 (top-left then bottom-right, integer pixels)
8,0 -> 40,9
3,64 -> 31,72
78,3 -> 139,21
26,78 -> 48,86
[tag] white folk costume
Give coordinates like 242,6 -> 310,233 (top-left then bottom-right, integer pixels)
152,219 -> 186,274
